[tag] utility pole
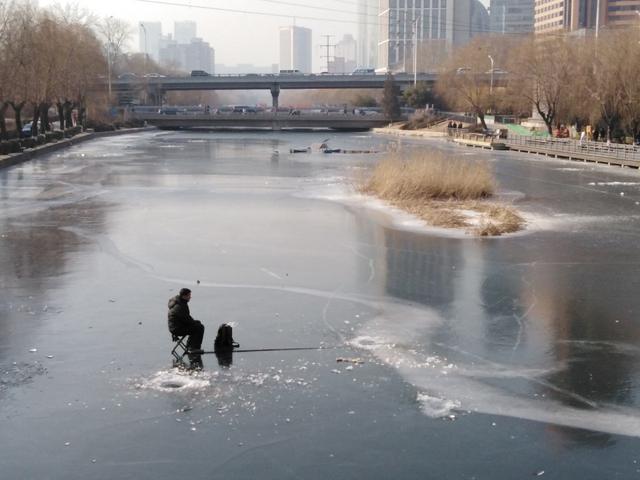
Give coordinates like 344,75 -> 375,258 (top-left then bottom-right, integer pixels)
320,35 -> 335,73
488,55 -> 494,95
413,15 -> 420,86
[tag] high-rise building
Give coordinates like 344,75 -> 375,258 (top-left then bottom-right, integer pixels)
174,21 -> 197,44
377,0 -> 489,73
534,0 -> 640,34
160,37 -> 215,74
279,26 -> 312,73
534,0 -> 594,33
605,0 -> 640,28
331,34 -> 358,73
490,0 -> 534,34
358,0 -> 379,68
139,21 -> 163,62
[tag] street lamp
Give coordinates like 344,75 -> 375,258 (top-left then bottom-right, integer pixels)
106,41 -> 112,101
106,16 -> 113,104
139,22 -> 148,76
488,54 -> 494,95
413,15 -> 421,86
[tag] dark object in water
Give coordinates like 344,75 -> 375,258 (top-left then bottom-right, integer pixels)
342,149 -> 378,154
322,148 -> 342,154
213,323 -> 239,368
214,323 -> 240,351
290,148 -> 310,153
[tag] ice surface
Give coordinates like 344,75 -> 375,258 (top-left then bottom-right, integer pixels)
350,303 -> 640,437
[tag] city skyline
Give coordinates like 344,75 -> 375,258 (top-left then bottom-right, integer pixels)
36,0 -> 491,71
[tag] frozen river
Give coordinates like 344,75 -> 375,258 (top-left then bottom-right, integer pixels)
2,130 -> 640,479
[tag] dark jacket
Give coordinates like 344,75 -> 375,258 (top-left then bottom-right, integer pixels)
168,295 -> 196,333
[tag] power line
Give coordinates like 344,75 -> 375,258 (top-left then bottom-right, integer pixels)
319,34 -> 336,73
135,0 -> 361,24
225,0 -> 363,18
134,0 -> 570,38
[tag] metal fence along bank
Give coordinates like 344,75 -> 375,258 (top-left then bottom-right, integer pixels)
449,130 -> 640,169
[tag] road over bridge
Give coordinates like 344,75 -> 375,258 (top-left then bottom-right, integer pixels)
111,73 -> 439,107
129,111 -> 396,131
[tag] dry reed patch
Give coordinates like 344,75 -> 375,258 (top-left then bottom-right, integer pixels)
359,152 -> 525,236
360,152 -> 495,201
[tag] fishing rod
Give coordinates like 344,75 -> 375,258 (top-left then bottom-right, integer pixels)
190,346 -> 332,355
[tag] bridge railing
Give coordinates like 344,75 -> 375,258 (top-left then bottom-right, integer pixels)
129,110 -> 389,119
504,134 -> 640,163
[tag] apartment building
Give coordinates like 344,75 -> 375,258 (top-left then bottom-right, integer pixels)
377,0 -> 489,72
535,0 -> 640,34
490,0 -> 534,34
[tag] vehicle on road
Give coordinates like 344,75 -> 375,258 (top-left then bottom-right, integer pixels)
352,68 -> 375,75
190,70 -> 210,77
279,69 -> 303,75
232,105 -> 257,114
118,72 -> 137,79
21,122 -> 34,137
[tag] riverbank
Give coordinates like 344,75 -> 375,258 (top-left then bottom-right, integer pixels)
0,126 -> 154,170
373,125 -> 447,139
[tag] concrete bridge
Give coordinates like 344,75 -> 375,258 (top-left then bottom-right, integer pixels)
129,110 -> 396,131
111,73 -> 439,108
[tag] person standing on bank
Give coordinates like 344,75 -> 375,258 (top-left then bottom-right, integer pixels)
168,288 -> 205,368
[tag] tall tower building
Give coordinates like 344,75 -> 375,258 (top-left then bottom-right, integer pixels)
279,26 -> 312,73
174,21 -> 197,44
377,0 -> 489,73
332,34 -> 358,73
603,0 -> 640,28
139,21 -> 162,62
490,0 -> 534,34
358,0 -> 379,68
533,0 -> 640,34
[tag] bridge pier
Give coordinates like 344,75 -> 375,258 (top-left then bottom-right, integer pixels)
270,85 -> 280,110
147,86 -> 165,106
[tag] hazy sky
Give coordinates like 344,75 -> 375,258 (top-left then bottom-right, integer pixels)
38,0 -> 490,70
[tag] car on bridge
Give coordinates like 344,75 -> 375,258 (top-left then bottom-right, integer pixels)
352,68 -> 375,75
190,70 -> 210,77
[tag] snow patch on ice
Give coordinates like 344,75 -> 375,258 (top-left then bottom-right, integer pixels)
138,370 -> 212,392
588,181 -> 640,186
417,393 -> 461,418
298,185 -> 472,238
519,211 -> 635,232
351,304 -> 640,437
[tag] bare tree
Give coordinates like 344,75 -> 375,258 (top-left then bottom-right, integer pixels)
95,16 -> 132,76
436,37 -> 511,129
382,73 -> 401,121
506,35 -> 578,135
